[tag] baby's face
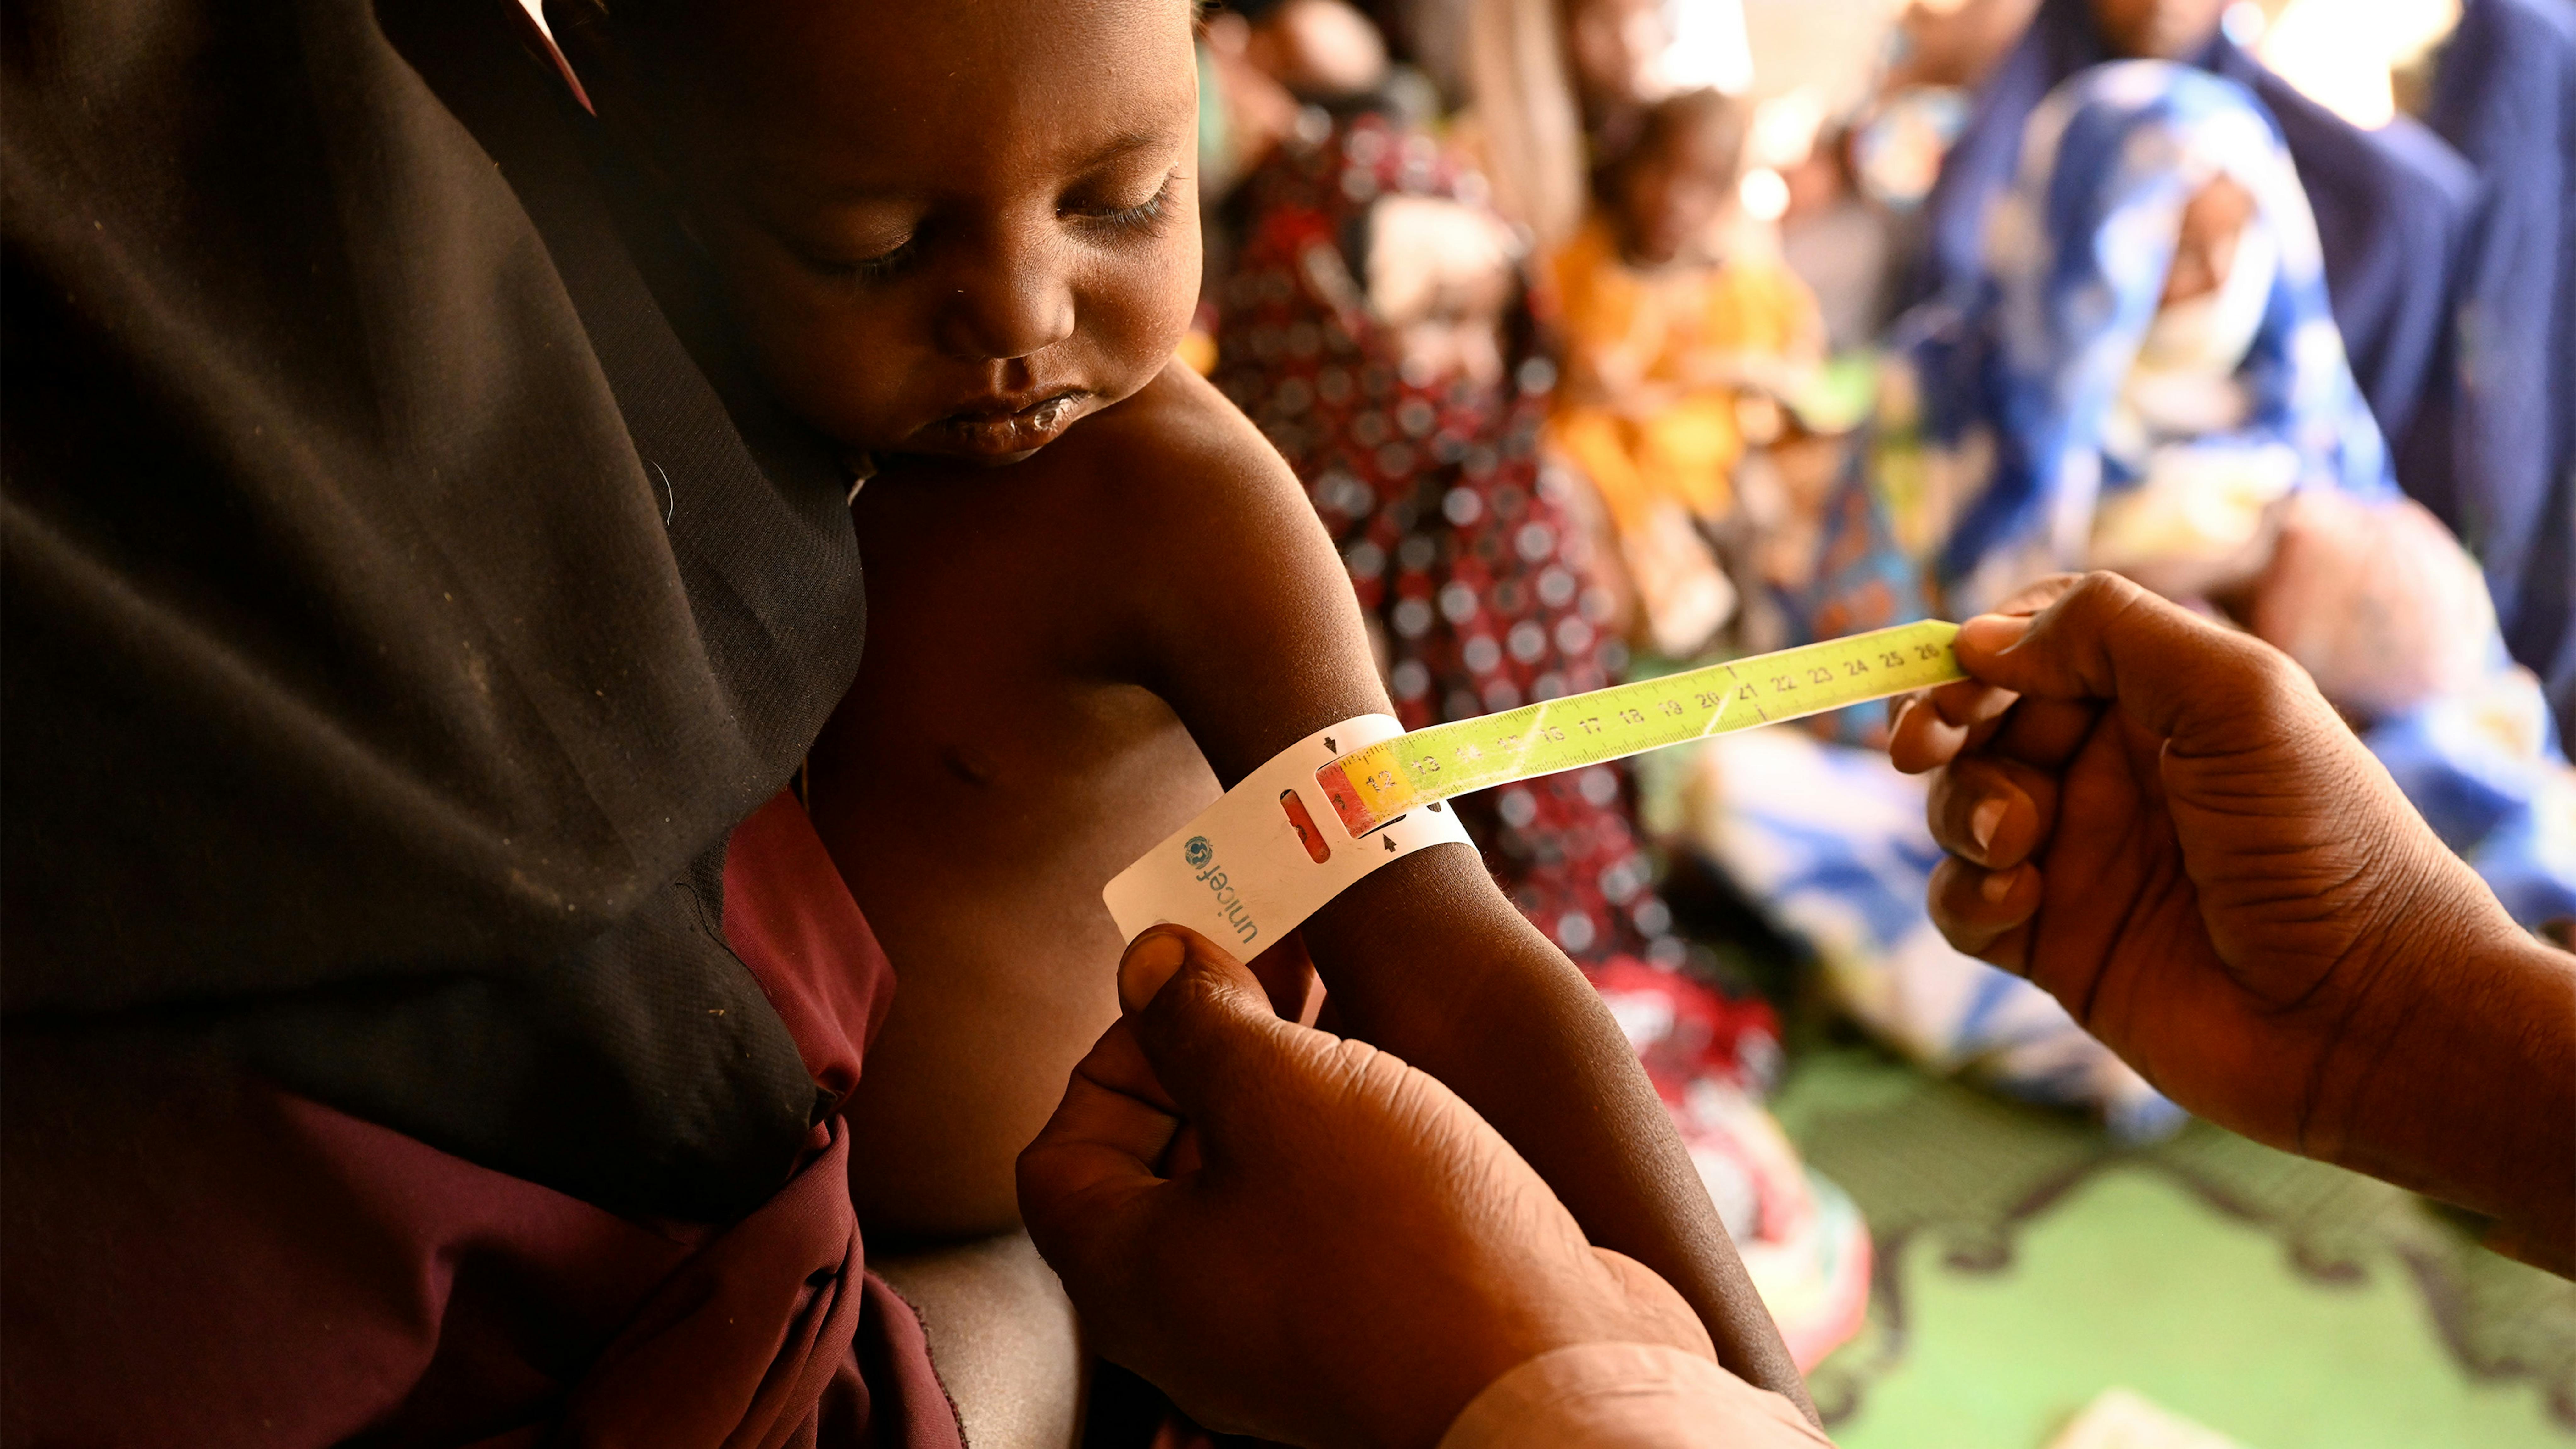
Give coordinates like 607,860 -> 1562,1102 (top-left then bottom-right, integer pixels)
1564,0 -> 1673,113
1365,196 -> 1519,388
1616,128 -> 1733,267
2161,174 -> 2253,306
641,0 -> 1201,463
2090,0 -> 2228,59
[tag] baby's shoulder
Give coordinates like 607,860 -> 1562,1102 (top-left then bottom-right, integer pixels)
1055,363 -> 1297,511
1045,361 -> 1329,570
1037,360 -> 1372,719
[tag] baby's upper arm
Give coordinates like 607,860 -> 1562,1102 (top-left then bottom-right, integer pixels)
1093,363 -> 1392,786
1063,371 -> 1770,1375
1081,361 -> 1551,1013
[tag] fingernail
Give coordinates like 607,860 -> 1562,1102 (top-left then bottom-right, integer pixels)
1980,866 -> 2018,903
1958,614 -> 2034,656
1970,796 -> 2007,855
1119,930 -> 1188,1013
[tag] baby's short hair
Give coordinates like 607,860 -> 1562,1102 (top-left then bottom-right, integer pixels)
1626,87 -> 1748,182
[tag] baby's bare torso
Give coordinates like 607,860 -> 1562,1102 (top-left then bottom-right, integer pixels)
806,422 -> 1220,1240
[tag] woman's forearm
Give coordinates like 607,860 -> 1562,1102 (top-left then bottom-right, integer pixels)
2329,924 -> 2576,1274
1305,850 -> 1817,1417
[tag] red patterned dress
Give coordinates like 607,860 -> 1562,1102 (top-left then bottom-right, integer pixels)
1209,112 -> 1775,1084
1203,112 -> 1871,1386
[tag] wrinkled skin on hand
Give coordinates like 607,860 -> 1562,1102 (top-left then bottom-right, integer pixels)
1886,572 -> 2523,1169
1017,927 -> 1715,1449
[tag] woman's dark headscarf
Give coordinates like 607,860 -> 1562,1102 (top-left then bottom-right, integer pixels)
3,0 -> 863,1223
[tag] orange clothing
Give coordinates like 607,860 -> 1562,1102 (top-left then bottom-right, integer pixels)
1546,219 -> 1823,536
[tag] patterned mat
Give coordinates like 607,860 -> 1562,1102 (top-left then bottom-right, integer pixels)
1768,1045 -> 2576,1444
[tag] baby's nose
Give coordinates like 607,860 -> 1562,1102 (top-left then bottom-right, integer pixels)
937,246 -> 1078,363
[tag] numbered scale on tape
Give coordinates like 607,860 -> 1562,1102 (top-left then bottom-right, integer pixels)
1101,619 -> 1965,951
1317,619 -> 1965,838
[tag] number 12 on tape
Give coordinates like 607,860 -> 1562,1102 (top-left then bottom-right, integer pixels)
1316,618 -> 1963,838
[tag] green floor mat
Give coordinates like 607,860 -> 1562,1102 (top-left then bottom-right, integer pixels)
1771,1047 -> 2575,1447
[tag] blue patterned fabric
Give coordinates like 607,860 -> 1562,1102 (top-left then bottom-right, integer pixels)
1923,62 -> 2393,597
2369,672 -> 2576,927
1771,442 -> 1935,746
1900,58 -> 2576,933
1687,725 -> 2189,1139
1913,0 -> 2476,468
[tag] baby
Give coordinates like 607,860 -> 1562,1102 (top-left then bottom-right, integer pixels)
2078,175 -> 2491,716
1547,88 -> 1826,658
560,0 -> 1799,1413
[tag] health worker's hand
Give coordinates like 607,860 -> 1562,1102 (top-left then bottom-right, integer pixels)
1889,573 -> 2572,1264
1017,925 -> 1716,1449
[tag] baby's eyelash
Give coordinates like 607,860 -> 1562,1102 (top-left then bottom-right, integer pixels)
808,172 -> 1179,286
1069,172 -> 1181,234
841,239 -> 918,281
794,232 -> 919,288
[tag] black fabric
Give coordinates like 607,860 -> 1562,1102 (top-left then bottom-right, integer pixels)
2,0 -> 864,1220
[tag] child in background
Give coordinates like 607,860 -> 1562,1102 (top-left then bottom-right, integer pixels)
1547,88 -> 1827,658
1191,0 -> 1397,371
556,0 -> 1812,1412
1215,111 -> 1697,990
1196,0 -> 1393,201
1212,108 -> 1871,1372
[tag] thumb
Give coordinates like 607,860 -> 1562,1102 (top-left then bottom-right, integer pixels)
1954,571 -> 2319,752
1116,926 -> 1309,1140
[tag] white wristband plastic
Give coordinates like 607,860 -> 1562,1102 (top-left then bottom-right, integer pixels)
1102,714 -> 1474,952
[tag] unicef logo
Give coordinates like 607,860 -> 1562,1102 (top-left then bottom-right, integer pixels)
1182,834 -> 1256,947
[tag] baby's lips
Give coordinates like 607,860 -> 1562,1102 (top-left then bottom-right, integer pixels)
935,396 -> 1085,458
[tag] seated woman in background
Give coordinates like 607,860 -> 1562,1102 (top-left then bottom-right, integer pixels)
1913,0 -> 2477,469
1923,60 -> 2573,924
1692,60 -> 2575,1135
1211,105 -> 1874,1371
1545,87 -> 1827,661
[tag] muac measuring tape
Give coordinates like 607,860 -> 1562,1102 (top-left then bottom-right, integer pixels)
1103,618 -> 1967,950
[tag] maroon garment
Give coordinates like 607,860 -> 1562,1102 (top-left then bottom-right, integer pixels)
1,793 -> 964,1449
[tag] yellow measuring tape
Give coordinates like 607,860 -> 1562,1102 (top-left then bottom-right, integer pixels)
1104,618 -> 1966,948
1317,618 -> 1964,837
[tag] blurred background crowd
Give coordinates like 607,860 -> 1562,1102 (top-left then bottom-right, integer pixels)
1180,0 -> 2576,1442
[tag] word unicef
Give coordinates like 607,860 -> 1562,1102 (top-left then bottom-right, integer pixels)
1183,835 -> 1260,946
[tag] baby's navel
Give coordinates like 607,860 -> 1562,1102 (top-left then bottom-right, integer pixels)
943,746 -> 1000,786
